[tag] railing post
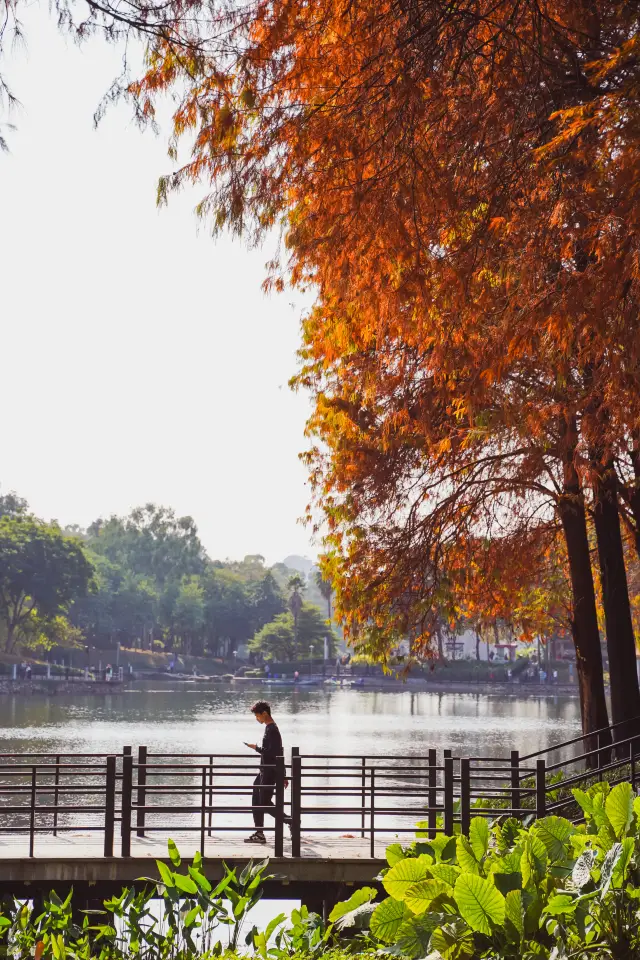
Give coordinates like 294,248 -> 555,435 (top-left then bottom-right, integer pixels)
510,749 -> 520,816
291,747 -> 301,858
200,764 -> 207,856
104,756 -> 116,857
208,755 -> 214,837
121,748 -> 133,857
597,732 -> 603,779
53,754 -> 61,837
460,759 -> 471,836
536,759 -> 546,819
444,756 -> 454,835
428,748 -> 437,839
136,746 -> 147,838
370,767 -> 375,858
274,756 -> 285,857
360,757 -> 366,838
29,766 -> 37,858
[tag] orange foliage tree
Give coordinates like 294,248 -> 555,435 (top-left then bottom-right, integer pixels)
7,1 -> 640,738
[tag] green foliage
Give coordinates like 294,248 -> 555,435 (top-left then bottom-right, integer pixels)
249,603 -> 334,661
71,506 -> 289,657
0,515 -> 94,652
0,842 -> 272,959
327,780 -> 640,959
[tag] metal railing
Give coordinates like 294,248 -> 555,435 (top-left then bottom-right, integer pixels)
2,716 -> 640,858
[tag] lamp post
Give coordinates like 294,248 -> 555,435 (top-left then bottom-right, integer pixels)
309,644 -> 314,679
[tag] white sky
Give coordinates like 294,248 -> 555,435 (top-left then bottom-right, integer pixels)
0,5 -> 316,565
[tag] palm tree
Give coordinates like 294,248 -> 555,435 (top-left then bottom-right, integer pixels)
314,570 -> 333,621
288,575 -> 304,655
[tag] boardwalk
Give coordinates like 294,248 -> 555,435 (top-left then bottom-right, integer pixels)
0,832 -> 387,904
2,723 -> 638,899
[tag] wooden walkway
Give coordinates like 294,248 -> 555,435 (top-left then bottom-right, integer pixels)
0,832 -> 387,898
0,831 -> 386,861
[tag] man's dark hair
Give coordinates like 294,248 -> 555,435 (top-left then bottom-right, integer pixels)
251,700 -> 271,716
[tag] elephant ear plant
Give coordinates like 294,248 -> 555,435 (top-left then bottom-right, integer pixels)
0,842 -> 273,960
326,780 -> 640,960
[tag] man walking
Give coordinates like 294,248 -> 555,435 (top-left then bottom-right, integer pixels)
244,700 -> 291,844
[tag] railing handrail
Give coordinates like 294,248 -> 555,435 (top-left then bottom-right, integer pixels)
2,733 -> 640,860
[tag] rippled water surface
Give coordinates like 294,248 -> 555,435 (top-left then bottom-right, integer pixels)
0,682 -> 581,758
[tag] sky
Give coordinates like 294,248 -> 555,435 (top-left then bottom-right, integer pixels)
0,5 -> 316,566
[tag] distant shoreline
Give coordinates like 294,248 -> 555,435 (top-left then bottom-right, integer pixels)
0,675 -> 581,698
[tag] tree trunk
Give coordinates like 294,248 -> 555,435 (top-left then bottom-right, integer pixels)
628,441 -> 640,558
475,628 -> 481,661
435,620 -> 445,661
592,458 -> 640,743
557,420 -> 610,758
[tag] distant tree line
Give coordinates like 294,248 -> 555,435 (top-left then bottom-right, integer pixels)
0,490 -> 336,662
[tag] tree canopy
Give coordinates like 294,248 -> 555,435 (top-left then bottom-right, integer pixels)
0,515 -> 94,651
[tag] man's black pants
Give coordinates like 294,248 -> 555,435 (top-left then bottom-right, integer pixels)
252,774 -> 291,829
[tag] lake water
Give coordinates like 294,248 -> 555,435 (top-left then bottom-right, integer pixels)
0,680 -> 581,757
0,683 -> 582,923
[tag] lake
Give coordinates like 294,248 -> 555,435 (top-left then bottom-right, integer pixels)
0,681 -> 581,758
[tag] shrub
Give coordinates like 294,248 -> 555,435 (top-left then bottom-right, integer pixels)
330,780 -> 640,960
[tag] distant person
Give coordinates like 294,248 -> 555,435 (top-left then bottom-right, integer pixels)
294,671 -> 299,683
25,664 -> 32,681
105,664 -> 113,682
244,700 -> 291,845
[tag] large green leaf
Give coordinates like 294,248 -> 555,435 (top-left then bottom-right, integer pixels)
156,861 -> 175,888
386,843 -> 406,867
605,782 -> 634,838
395,915 -> 440,959
427,834 -> 457,862
329,887 -> 377,922
454,874 -> 505,935
504,889 -> 524,940
612,836 -> 635,889
533,817 -> 574,862
572,788 -> 594,817
167,838 -> 181,867
545,894 -> 577,916
492,871 -> 522,896
404,879 -> 452,915
456,836 -> 480,875
383,857 -> 431,900
469,818 -> 490,861
520,833 -> 547,888
430,863 -> 461,887
173,873 -> 198,895
429,919 -> 475,959
369,897 -> 412,943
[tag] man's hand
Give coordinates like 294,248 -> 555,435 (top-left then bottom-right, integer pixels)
247,743 -> 257,751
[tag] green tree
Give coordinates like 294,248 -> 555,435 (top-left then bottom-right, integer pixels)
88,504 -> 204,587
0,490 -> 28,519
250,602 -> 333,661
249,570 -> 286,633
0,516 -> 94,652
173,576 -> 205,655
